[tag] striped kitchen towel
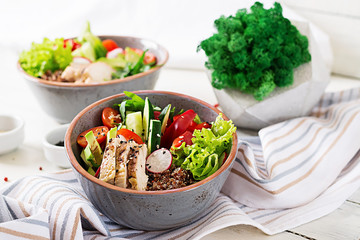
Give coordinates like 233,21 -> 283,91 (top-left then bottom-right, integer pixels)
0,87 -> 360,240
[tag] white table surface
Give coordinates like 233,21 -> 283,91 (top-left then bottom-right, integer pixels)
1,47 -> 360,239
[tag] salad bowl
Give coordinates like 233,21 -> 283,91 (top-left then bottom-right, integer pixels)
18,35 -> 168,124
65,90 -> 238,230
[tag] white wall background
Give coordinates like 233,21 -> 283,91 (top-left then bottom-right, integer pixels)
0,0 -> 359,78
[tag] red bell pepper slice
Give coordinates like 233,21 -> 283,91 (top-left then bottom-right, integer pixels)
161,109 -> 196,148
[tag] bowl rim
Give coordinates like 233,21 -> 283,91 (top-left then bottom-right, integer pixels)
65,90 -> 238,195
17,35 -> 169,88
0,114 -> 24,137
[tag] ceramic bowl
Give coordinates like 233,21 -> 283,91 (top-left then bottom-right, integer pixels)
0,115 -> 25,155
43,124 -> 70,168
65,90 -> 238,230
18,36 -> 169,124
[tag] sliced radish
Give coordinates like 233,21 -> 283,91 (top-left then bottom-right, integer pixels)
146,148 -> 172,173
72,56 -> 92,64
106,47 -> 124,59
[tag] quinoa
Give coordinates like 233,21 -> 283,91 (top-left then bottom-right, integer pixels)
41,70 -> 73,82
147,166 -> 195,191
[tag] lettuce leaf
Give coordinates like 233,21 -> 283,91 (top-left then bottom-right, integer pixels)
77,21 -> 107,60
19,38 -> 72,77
171,114 -> 236,180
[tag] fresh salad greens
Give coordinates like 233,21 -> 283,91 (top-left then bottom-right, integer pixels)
171,114 -> 236,180
19,38 -> 73,77
19,22 -> 157,83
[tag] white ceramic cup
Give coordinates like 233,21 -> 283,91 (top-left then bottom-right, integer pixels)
43,124 -> 70,168
0,115 -> 25,155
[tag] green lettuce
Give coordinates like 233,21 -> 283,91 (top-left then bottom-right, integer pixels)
171,114 -> 236,180
19,38 -> 73,77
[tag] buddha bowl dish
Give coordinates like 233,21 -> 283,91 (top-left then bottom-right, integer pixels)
18,22 -> 168,123
65,90 -> 238,230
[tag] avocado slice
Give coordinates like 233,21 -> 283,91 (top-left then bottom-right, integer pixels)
84,130 -> 103,167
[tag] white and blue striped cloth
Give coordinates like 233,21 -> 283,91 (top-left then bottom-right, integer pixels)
1,88 -> 360,240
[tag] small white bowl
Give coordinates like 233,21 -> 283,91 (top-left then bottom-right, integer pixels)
0,115 -> 25,155
43,124 -> 70,168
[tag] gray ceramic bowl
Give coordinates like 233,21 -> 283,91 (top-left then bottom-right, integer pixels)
18,36 -> 168,124
65,90 -> 238,230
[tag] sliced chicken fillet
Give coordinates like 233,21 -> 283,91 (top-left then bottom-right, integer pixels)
127,143 -> 148,191
114,135 -> 130,188
99,137 -> 121,184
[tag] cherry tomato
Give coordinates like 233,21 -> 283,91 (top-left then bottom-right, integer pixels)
194,122 -> 212,130
161,109 -> 196,149
77,126 -> 109,148
64,39 -> 81,51
186,120 -> 198,132
117,129 -> 143,144
171,131 -> 193,150
154,111 -> 161,120
102,39 -> 119,52
102,107 -> 122,129
130,48 -> 156,65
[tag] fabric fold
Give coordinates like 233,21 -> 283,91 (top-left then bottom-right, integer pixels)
0,88 -> 359,239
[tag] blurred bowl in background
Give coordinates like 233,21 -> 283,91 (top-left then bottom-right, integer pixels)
43,124 -> 70,168
0,115 -> 24,155
18,35 -> 168,124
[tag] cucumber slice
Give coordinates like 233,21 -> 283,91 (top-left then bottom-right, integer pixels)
159,104 -> 171,134
147,119 -> 162,155
125,111 -> 144,140
143,97 -> 154,141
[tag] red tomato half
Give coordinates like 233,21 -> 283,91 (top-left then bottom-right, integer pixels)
194,122 -> 212,130
186,120 -> 198,132
64,39 -> 81,51
117,129 -> 143,144
154,111 -> 161,120
102,107 -> 122,128
171,131 -> 193,150
130,48 -> 156,65
161,109 -> 196,149
77,126 -> 109,148
102,39 -> 119,52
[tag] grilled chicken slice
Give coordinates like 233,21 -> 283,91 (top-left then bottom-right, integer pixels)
61,62 -> 89,82
114,137 -> 131,188
99,135 -> 148,191
99,137 -> 120,184
127,143 -> 148,191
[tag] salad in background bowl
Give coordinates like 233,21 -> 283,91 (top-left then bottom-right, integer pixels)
17,23 -> 168,123
65,90 -> 238,230
19,21 -> 158,83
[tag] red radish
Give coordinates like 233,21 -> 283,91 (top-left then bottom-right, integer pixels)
106,48 -> 124,59
72,56 -> 92,64
146,148 -> 172,173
